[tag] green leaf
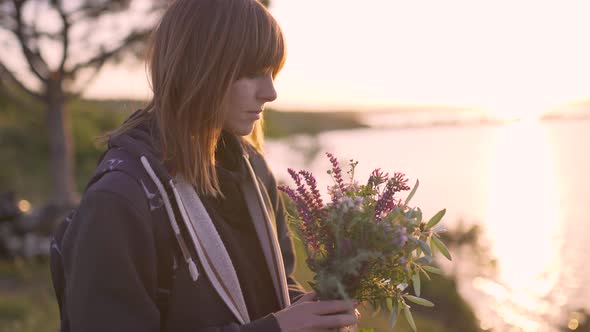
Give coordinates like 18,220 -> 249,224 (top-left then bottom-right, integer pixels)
403,304 -> 417,332
418,240 -> 432,257
426,209 -> 446,229
358,329 -> 375,332
380,298 -> 389,312
415,256 -> 433,265
422,265 -> 443,274
405,295 -> 435,307
412,273 -> 421,297
429,238 -> 438,256
404,179 -> 419,207
390,300 -> 400,329
386,298 -> 393,311
432,236 -> 452,261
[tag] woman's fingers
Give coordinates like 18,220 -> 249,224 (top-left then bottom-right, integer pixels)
315,313 -> 358,329
275,295 -> 360,331
311,300 -> 356,315
295,291 -> 318,303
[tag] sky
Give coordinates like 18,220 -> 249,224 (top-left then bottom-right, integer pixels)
83,0 -> 590,119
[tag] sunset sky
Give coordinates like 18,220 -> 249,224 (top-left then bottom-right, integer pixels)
84,0 -> 590,120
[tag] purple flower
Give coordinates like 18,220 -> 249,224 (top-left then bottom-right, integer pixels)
278,184 -> 320,250
390,172 -> 411,193
299,170 -> 324,211
288,168 -> 316,212
390,226 -> 408,248
326,152 -> 346,202
367,168 -> 388,189
374,173 -> 411,221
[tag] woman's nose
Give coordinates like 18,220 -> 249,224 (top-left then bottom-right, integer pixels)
257,74 -> 277,102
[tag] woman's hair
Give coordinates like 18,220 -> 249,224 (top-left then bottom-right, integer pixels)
107,0 -> 286,197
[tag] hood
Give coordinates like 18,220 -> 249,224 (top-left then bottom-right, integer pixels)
102,110 -> 290,322
104,110 -> 255,324
107,110 -> 172,184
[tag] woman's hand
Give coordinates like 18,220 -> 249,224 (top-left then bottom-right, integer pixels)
274,292 -> 359,332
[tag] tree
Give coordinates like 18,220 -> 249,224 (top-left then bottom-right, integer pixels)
0,0 -> 164,208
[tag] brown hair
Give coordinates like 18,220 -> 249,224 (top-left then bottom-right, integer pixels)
106,0 -> 286,197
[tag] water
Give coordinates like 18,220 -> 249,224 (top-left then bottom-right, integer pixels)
264,118 -> 590,332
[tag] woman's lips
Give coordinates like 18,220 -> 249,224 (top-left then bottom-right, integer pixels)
247,110 -> 262,120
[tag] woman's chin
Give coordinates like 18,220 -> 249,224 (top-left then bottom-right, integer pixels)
225,123 -> 255,136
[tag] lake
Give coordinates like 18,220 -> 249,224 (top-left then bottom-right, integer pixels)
265,117 -> 590,332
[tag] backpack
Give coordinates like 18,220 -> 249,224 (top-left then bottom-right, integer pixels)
49,148 -> 177,331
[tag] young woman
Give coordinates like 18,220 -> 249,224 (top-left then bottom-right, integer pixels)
50,0 -> 359,331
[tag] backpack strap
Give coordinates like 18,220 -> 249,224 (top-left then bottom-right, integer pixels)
97,149 -> 179,329
51,148 -> 178,331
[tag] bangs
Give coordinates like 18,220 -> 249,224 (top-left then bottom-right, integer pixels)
239,3 -> 286,78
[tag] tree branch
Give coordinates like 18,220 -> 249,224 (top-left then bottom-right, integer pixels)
54,0 -> 69,72
65,28 -> 149,78
11,0 -> 49,82
26,30 -> 61,41
68,0 -> 132,22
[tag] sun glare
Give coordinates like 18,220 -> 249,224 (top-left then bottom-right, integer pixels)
490,108 -> 548,122
483,99 -> 555,122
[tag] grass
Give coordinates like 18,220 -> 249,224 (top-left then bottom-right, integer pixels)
263,109 -> 368,139
0,259 -> 59,332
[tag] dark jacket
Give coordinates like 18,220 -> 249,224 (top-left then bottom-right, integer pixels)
50,115 -> 305,332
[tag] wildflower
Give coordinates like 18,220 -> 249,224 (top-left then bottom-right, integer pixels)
390,225 -> 408,248
391,172 -> 411,193
338,196 -> 364,214
327,184 -> 344,204
374,173 -> 410,221
287,168 -> 316,213
299,170 -> 324,210
278,185 -> 319,250
278,151 -> 449,324
367,168 -> 388,189
326,152 -> 346,198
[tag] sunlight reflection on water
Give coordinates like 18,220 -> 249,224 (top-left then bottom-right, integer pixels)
265,119 -> 590,332
482,120 -> 562,331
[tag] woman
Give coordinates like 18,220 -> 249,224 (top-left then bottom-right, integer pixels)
49,0 -> 359,331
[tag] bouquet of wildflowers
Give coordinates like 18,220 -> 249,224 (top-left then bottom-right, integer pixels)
279,153 -> 452,331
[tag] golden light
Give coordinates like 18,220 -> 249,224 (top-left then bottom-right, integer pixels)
479,320 -> 492,331
18,200 -> 31,213
482,98 -> 556,123
483,120 -> 561,329
568,312 -> 584,330
84,0 -> 590,113
489,108 -> 548,122
568,319 -> 579,330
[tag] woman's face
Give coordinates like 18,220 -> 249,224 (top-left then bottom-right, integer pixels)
222,72 -> 277,136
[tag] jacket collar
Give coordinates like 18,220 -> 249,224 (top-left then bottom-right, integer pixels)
173,176 -> 251,324
129,119 -> 291,322
241,154 -> 290,308
171,153 -> 290,324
